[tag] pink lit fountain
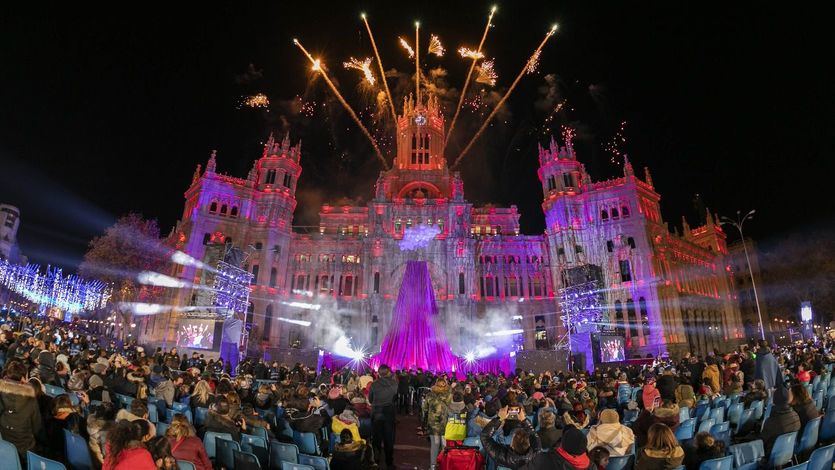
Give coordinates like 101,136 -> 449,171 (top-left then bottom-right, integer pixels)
373,260 -> 458,372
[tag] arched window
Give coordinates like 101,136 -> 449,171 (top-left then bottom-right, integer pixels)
611,207 -> 619,218
639,297 -> 650,341
373,272 -> 381,293
607,240 -> 614,252
245,302 -> 254,325
458,272 -> 466,294
343,275 -> 354,296
627,237 -> 636,249
484,276 -> 495,297
601,209 -> 609,221
262,304 -> 273,340
250,264 -> 259,284
622,205 -> 630,217
615,300 -> 624,331
269,268 -> 278,287
627,298 -> 638,340
230,206 -> 239,217
265,169 -> 276,185
220,204 -> 228,215
209,201 -> 218,213
507,276 -> 519,297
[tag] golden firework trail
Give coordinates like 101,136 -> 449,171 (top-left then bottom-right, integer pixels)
476,60 -> 497,86
399,37 -> 414,58
293,38 -> 389,170
415,21 -> 420,105
362,13 -> 398,122
445,5 -> 497,152
343,57 -> 376,86
428,34 -> 445,57
452,24 -> 558,169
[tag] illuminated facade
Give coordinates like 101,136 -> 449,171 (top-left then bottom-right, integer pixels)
146,95 -> 744,359
0,204 -> 23,263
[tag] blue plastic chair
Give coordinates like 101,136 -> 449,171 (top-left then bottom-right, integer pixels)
271,441 -> 300,466
167,408 -> 193,424
281,464 -> 314,470
298,455 -> 329,470
679,406 -> 691,423
26,451 -> 66,470
795,417 -> 822,461
820,409 -> 835,443
202,431 -> 233,460
695,402 -> 710,420
241,433 -> 269,465
176,461 -> 196,470
698,455 -> 733,470
710,421 -> 731,446
784,463 -> 808,470
63,429 -> 94,470
750,400 -> 764,421
43,384 -> 65,397
463,436 -> 481,448
0,440 -> 22,470
156,421 -> 169,437
233,449 -> 261,470
730,439 -> 765,470
216,437 -> 241,470
698,418 -> 715,434
606,454 -> 633,470
292,430 -> 319,456
807,443 -> 835,470
736,408 -> 755,434
709,406 -> 724,423
814,390 -> 825,412
767,431 -> 798,469
148,405 -> 159,423
194,407 -> 209,426
727,403 -> 744,426
675,418 -> 696,441
623,409 -> 639,424
172,402 -> 190,412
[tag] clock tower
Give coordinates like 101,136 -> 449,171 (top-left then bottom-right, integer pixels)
394,94 -> 445,171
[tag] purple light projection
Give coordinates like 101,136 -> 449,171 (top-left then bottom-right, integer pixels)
373,260 -> 458,372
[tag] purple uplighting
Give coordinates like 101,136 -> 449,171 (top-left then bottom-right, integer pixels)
373,261 -> 458,372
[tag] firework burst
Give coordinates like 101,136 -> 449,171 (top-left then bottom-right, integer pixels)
399,37 -> 415,58
428,34 -> 445,57
476,60 -> 497,86
604,120 -> 628,164
458,47 -> 485,60
526,50 -> 541,74
241,93 -> 270,109
343,57 -> 376,86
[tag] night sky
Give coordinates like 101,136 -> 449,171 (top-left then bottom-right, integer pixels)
1,2 -> 833,270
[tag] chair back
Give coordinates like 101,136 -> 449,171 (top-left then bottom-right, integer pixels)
736,408 -> 755,433
710,422 -> 731,446
821,409 -> 835,442
194,407 -> 209,426
251,426 -> 269,443
0,440 -> 22,470
172,402 -> 189,412
729,439 -> 765,470
463,436 -> 481,448
233,449 -> 261,470
26,451 -> 66,470
814,390 -> 825,412
675,418 -> 696,441
215,437 -> 241,470
784,463 -> 808,470
697,455 -> 733,470
605,454 -> 633,470
148,405 -> 159,423
796,417 -> 822,456
807,443 -> 835,470
43,384 -> 65,398
271,441 -> 300,466
176,461 -> 196,470
695,402 -> 710,420
727,403 -> 744,425
623,409 -> 639,424
156,421 -> 170,437
202,431 -> 233,460
292,430 -> 319,455
709,406 -> 724,423
679,406 -> 691,422
750,400 -> 764,420
697,418 -> 715,434
64,429 -> 94,470
768,431 -> 799,469
281,463 -> 315,470
298,454 -> 329,470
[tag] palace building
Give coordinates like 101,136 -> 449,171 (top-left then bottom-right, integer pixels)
142,94 -> 745,362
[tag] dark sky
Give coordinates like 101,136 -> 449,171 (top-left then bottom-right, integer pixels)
1,2 -> 833,270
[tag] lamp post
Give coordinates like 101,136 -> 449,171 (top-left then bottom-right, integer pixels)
720,209 -> 765,341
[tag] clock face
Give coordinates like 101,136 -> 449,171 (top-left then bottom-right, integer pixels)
414,114 -> 427,126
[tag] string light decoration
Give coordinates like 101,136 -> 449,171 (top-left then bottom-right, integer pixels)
0,259 -> 111,314
208,260 -> 254,318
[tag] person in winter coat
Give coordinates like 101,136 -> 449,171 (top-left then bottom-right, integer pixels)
789,383 -> 820,431
87,402 -> 117,465
656,368 -> 678,402
202,396 -> 244,441
155,374 -> 183,407
423,378 -> 451,467
43,393 -> 87,460
332,407 -> 364,444
675,377 -> 696,409
586,409 -> 635,456
369,364 -> 398,468
633,401 -> 680,448
479,406 -> 542,469
103,419 -> 156,470
166,414 -> 212,470
642,377 -> 661,410
760,384 -> 800,457
0,361 -> 43,456
635,423 -> 684,470
684,432 -> 725,470
538,408 -> 564,450
528,425 -> 592,470
36,342 -> 58,385
755,341 -> 783,391
701,357 -> 721,395
331,429 -> 365,470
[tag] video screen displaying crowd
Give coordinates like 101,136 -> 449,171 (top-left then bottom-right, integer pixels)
1,311 -> 832,470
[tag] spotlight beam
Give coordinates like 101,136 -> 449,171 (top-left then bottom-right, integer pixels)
293,38 -> 390,170
452,25 -> 558,169
444,5 -> 496,153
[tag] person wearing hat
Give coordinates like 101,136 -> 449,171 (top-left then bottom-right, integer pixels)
641,376 -> 661,410
529,425 -> 591,470
587,408 -> 635,456
760,383 -> 800,456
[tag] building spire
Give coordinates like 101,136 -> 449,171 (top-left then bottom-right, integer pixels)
681,215 -> 690,234
705,207 -> 715,225
206,150 -> 217,173
623,155 -> 634,177
644,166 -> 653,187
192,163 -> 202,183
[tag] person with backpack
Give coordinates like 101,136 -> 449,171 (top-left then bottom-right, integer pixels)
424,378 -> 452,469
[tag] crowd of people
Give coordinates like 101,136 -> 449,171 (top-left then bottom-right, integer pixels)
1,311 -> 832,470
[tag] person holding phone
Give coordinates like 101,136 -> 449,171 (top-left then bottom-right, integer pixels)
479,405 -> 542,469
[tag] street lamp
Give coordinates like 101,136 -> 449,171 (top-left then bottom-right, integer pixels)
720,209 -> 765,341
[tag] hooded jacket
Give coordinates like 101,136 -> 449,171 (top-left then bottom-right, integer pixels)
675,384 -> 696,408
423,387 -> 451,435
331,409 -> 363,443
586,422 -> 635,456
155,379 -> 176,407
103,443 -> 157,470
480,417 -> 542,469
0,378 -> 43,454
642,382 -> 661,410
635,446 -> 685,470
755,350 -> 783,391
633,405 -> 680,448
702,365 -> 721,395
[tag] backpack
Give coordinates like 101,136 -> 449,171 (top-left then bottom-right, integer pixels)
436,446 -> 485,470
444,410 -> 468,441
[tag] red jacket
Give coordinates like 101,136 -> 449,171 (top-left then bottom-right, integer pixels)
169,436 -> 212,470
104,446 -> 156,470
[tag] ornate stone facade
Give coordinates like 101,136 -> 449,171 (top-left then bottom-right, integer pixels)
145,95 -> 744,360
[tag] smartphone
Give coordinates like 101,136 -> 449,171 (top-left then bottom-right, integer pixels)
507,406 -> 521,419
